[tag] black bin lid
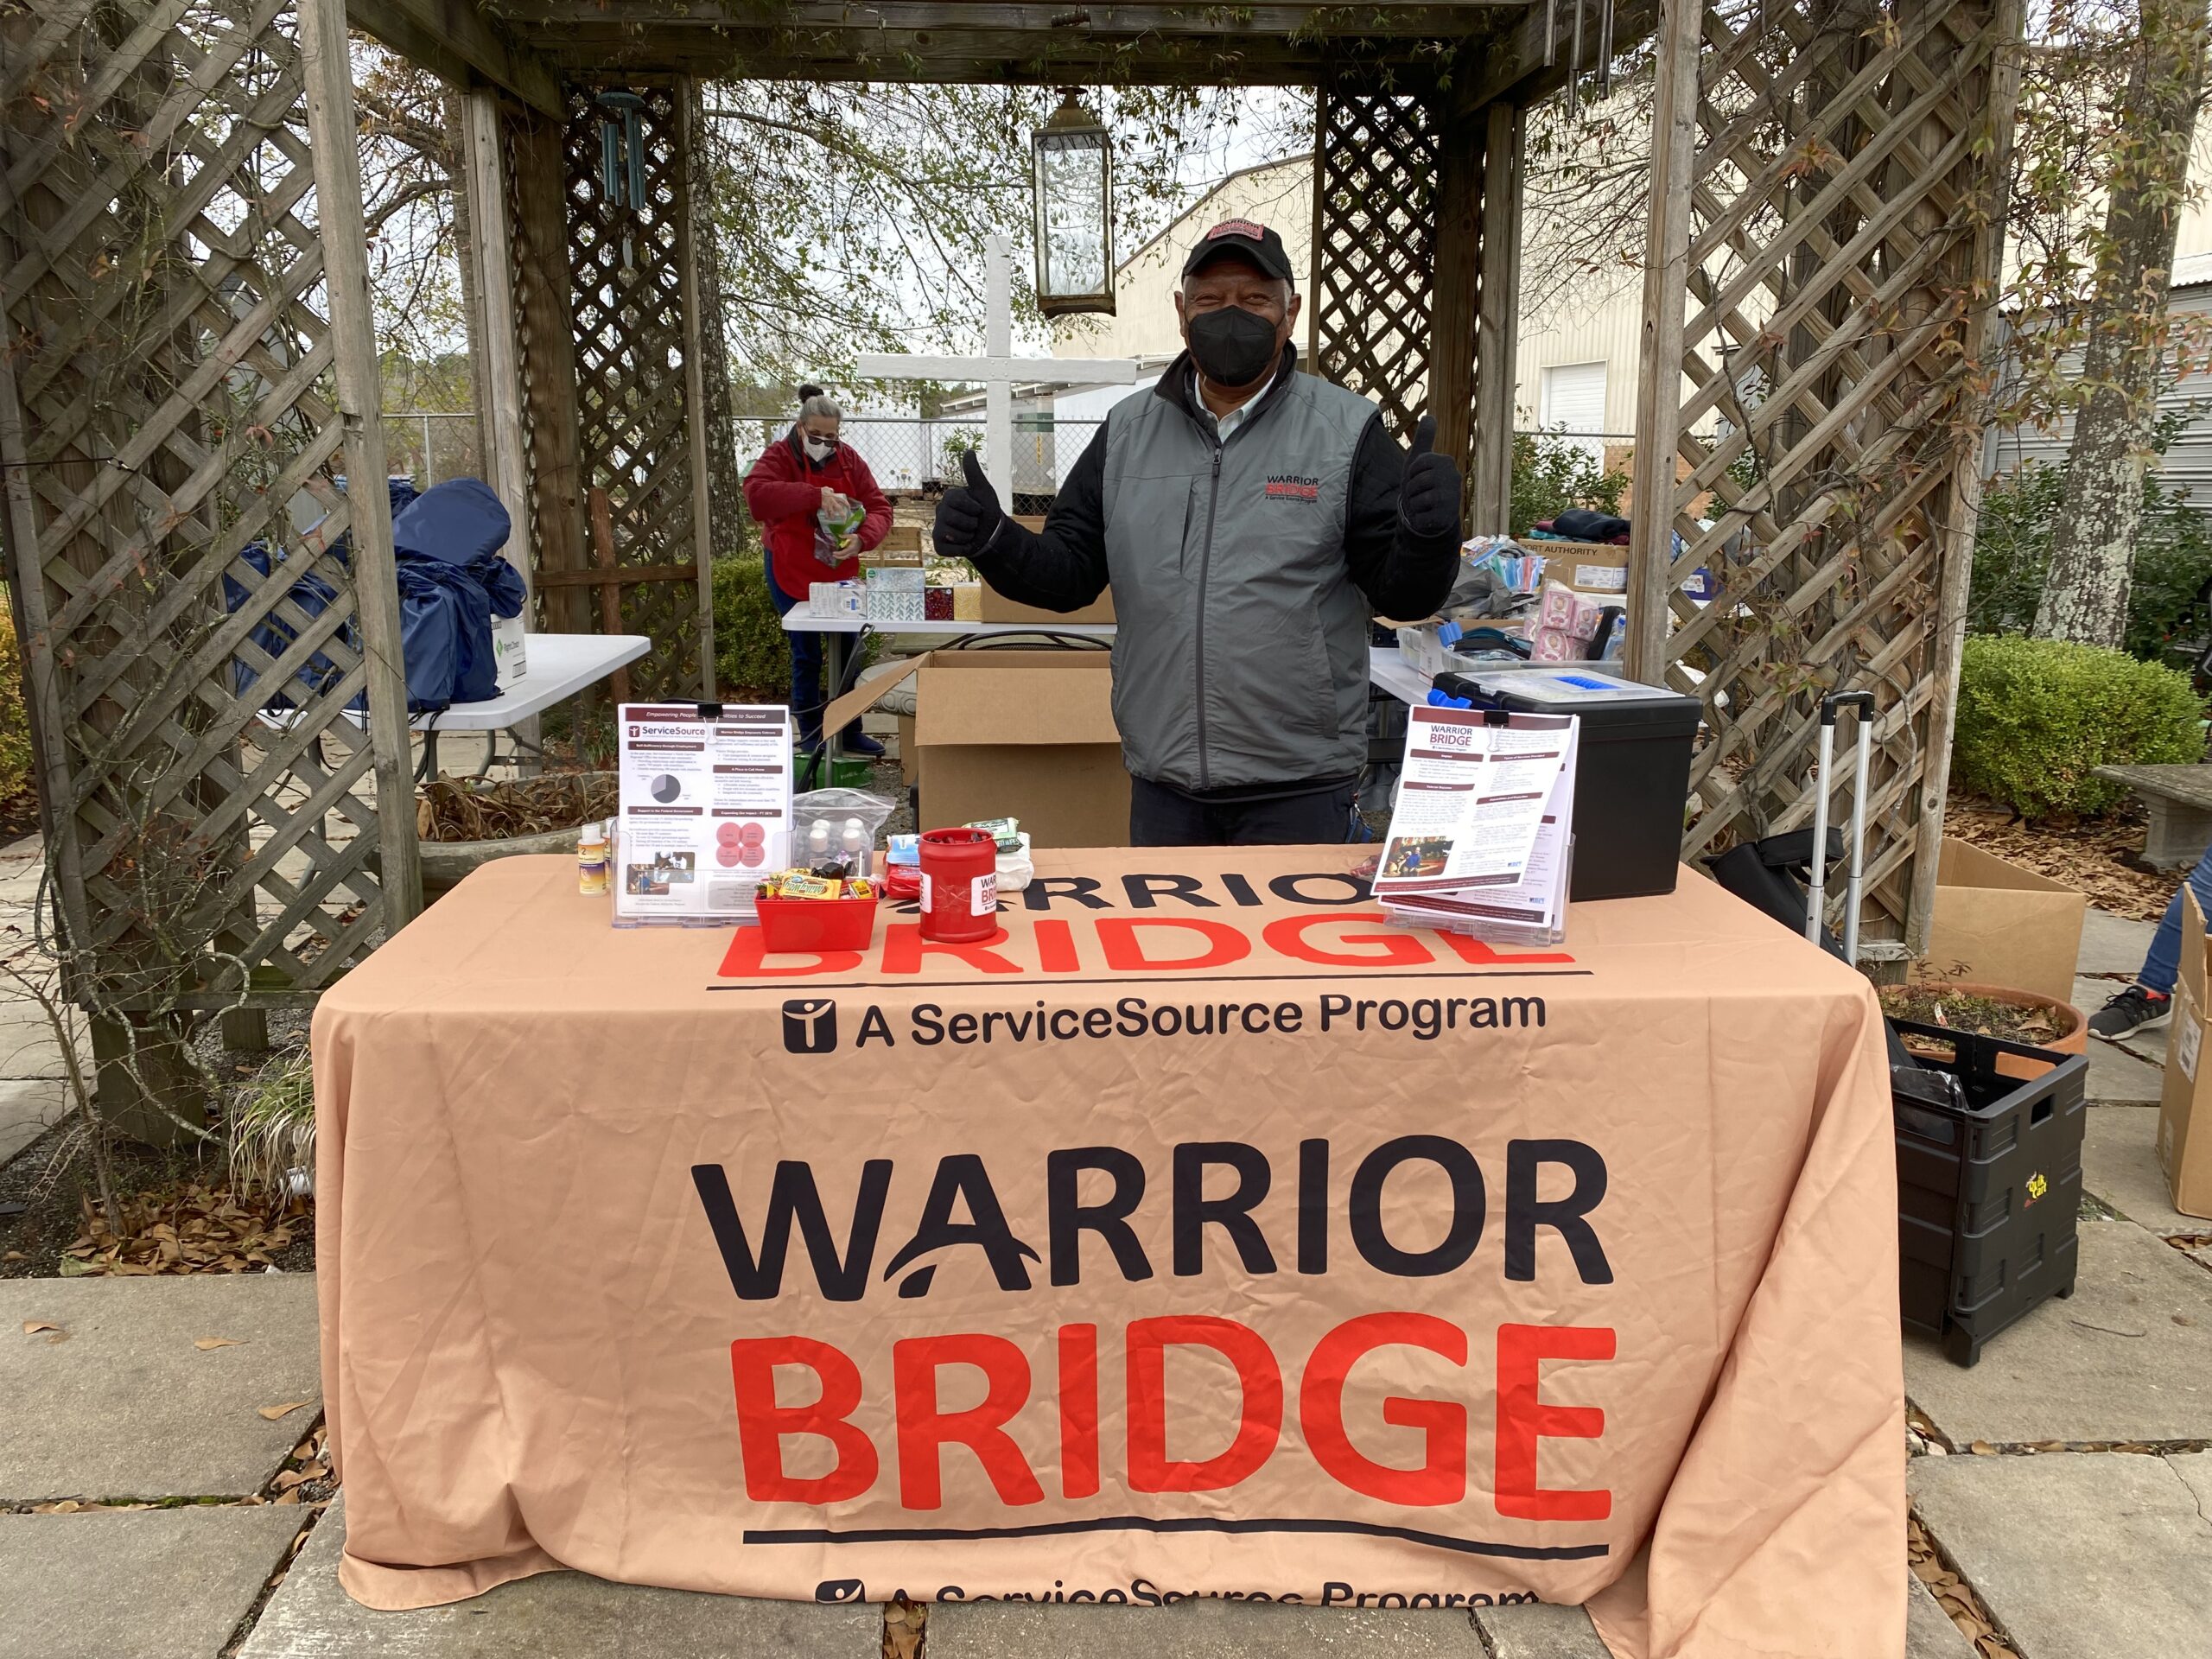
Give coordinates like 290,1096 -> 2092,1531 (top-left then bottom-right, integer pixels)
1456,666 -> 1703,738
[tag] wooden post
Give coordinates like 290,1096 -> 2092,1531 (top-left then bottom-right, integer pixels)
1471,100 -> 1525,532
1624,0 -> 1701,687
297,0 -> 421,925
1427,86 -> 1485,506
676,82 -> 717,700
462,86 -> 541,766
464,90 -> 531,587
1906,0 -> 2025,954
509,99 -> 588,633
588,486 -> 633,705
1306,87 -> 1328,369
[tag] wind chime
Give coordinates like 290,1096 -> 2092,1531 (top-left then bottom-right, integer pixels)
1548,0 -> 1618,119
596,90 -> 647,270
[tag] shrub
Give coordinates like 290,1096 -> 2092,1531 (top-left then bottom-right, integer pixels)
0,606 -> 32,804
1510,431 -> 1627,537
1952,635 -> 2205,818
713,555 -> 791,702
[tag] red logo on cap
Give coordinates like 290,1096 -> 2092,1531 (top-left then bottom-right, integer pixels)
1207,219 -> 1268,241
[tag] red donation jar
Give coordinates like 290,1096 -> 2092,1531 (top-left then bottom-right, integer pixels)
918,827 -> 997,943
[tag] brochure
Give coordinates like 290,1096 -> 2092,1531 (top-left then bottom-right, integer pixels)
1374,705 -> 1578,944
613,702 -> 792,926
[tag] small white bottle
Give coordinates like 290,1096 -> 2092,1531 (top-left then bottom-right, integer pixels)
806,820 -> 831,866
841,817 -> 870,879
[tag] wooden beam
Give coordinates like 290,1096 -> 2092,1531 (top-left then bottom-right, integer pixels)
500,2 -> 1511,33
508,101 -> 589,633
1467,0 -> 1661,110
1624,0 -> 1698,686
346,0 -> 563,116
677,80 -> 717,702
522,27 -> 1498,84
1472,99 -> 1524,531
537,564 -> 701,587
1427,89 -> 1484,498
301,0 -> 423,924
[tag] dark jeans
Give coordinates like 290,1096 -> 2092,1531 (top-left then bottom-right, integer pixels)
763,563 -> 853,745
1128,775 -> 1357,847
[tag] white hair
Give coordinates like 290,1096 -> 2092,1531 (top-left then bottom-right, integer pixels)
799,389 -> 842,423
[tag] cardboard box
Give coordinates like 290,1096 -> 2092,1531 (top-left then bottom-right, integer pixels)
976,583 -> 1116,626
825,650 -> 1128,848
1539,541 -> 1630,597
1923,839 -> 2088,1006
2158,887 -> 2212,1218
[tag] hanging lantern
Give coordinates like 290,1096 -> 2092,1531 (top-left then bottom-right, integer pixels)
1031,91 -> 1115,316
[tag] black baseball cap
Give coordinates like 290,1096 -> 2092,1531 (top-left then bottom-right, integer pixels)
1182,219 -> 1297,285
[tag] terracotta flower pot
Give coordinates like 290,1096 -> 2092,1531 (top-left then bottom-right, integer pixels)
1886,980 -> 2087,1081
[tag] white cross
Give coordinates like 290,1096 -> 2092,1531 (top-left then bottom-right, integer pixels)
856,235 -> 1141,496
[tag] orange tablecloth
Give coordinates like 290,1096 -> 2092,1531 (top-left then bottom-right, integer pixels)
313,848 -> 1902,1656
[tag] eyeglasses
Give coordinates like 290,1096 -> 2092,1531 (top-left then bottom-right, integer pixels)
804,432 -> 840,449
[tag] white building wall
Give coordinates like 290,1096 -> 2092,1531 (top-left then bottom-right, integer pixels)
1052,158 -> 1314,365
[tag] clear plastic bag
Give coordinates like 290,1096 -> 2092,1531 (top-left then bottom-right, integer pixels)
791,789 -> 898,877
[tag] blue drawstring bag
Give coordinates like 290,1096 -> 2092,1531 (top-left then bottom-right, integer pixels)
226,481 -> 419,714
390,480 -> 528,711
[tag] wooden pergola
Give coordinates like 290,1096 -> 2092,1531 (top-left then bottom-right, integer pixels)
0,0 -> 2018,1094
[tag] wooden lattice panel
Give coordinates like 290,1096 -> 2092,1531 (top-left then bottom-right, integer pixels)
1637,0 -> 2009,950
563,81 -> 707,696
0,0 -> 412,1008
1312,87 -> 1443,439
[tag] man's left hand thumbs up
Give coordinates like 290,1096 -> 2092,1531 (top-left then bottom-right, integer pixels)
1399,413 -> 1463,541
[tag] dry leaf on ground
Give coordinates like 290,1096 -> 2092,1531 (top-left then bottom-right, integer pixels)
257,1402 -> 311,1421
1944,798 -> 2171,921
21,1319 -> 58,1334
882,1599 -> 925,1659
194,1336 -> 240,1351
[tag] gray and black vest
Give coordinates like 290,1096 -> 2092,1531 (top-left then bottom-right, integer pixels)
1100,364 -> 1380,793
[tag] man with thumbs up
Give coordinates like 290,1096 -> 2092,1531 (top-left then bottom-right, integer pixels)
934,219 -> 1464,846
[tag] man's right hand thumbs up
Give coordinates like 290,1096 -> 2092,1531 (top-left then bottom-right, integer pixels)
934,448 -> 1007,560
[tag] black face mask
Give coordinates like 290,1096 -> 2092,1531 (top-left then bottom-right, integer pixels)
1187,307 -> 1281,389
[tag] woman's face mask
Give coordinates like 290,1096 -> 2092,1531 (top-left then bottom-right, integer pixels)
803,433 -> 838,463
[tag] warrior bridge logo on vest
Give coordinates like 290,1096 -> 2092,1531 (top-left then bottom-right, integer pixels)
1265,474 -> 1321,502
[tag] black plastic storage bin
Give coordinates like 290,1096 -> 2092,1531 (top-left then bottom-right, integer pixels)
1891,1020 -> 2088,1367
1433,666 -> 1701,900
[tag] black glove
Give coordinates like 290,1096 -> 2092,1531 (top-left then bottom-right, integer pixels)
934,449 -> 1007,559
1398,414 -> 1463,542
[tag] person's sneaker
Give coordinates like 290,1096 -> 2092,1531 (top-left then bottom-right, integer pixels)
2089,984 -> 2172,1039
841,731 -> 887,759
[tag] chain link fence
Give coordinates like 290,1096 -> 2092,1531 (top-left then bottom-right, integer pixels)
382,411 -> 483,489
734,414 -> 1103,506
384,410 -> 1114,508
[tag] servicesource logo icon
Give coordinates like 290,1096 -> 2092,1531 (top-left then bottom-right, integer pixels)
782,997 -> 838,1054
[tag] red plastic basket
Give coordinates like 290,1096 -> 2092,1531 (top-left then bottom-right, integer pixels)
755,893 -> 879,953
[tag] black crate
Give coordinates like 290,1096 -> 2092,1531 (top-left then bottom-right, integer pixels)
1891,1020 -> 2088,1368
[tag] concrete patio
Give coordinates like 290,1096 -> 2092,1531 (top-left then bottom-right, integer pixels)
4,905 -> 2208,1657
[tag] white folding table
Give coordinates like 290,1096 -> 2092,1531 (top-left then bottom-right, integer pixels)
257,632 -> 652,779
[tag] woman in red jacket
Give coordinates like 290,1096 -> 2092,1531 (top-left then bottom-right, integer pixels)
742,386 -> 893,751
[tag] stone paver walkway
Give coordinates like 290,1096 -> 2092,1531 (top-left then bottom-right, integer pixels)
0,1505 -> 307,1659
0,833 -> 79,1165
5,899 -> 2209,1656
1,1274 -> 321,1501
